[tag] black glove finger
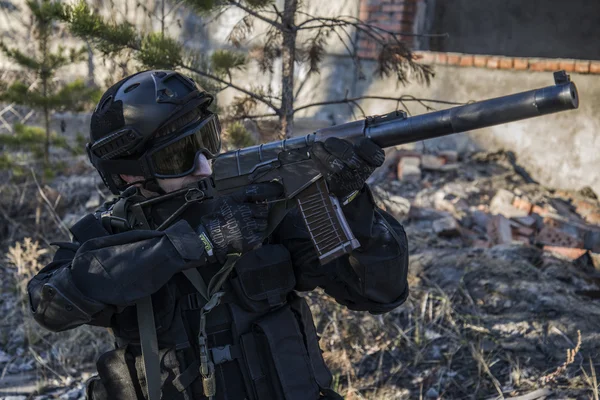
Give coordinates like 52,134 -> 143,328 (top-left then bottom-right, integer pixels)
323,137 -> 355,162
250,203 -> 269,220
310,141 -> 346,174
354,138 -> 385,167
253,217 -> 269,233
240,182 -> 284,203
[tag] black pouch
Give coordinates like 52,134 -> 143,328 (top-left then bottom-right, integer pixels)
230,244 -> 296,313
96,346 -> 197,400
240,305 -> 320,400
85,375 -> 109,400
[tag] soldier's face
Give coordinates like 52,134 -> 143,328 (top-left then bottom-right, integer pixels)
156,152 -> 213,193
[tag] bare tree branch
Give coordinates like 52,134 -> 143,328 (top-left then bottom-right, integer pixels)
228,0 -> 284,30
294,95 -> 465,114
181,65 -> 282,115
226,112 -> 280,120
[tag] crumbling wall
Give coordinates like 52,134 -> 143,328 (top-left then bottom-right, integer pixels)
428,0 -> 600,60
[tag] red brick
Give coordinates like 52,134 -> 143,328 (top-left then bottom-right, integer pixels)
590,62 -> 600,74
357,49 -> 377,59
381,4 -> 406,12
546,60 -> 561,71
435,53 -> 448,64
544,246 -> 587,260
536,226 -> 584,248
532,205 -> 549,216
512,198 -> 533,213
513,58 -> 529,70
459,55 -> 474,67
499,57 -> 514,69
376,22 -> 403,32
447,53 -> 461,65
473,55 -> 488,68
529,60 -> 546,72
486,57 -> 500,69
414,51 -> 435,64
575,60 -> 590,74
585,212 -> 600,225
559,60 -> 576,72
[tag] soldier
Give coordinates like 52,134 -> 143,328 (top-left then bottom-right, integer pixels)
27,70 -> 409,400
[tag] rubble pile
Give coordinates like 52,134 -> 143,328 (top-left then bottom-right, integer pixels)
373,149 -> 600,269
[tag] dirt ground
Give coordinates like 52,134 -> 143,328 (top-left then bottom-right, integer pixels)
1,150 -> 599,399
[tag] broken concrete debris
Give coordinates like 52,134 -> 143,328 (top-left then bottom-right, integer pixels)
433,216 -> 461,237
380,149 -> 600,265
397,156 -> 421,181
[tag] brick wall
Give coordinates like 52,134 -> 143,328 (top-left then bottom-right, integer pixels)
357,0 -> 423,59
413,51 -> 600,75
355,0 -> 600,75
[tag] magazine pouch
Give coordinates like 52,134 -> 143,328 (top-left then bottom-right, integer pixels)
230,244 -> 296,313
239,304 -> 320,400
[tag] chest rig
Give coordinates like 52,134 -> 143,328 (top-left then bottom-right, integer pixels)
89,185 -> 339,400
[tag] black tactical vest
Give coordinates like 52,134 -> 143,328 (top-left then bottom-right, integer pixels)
73,191 -> 341,400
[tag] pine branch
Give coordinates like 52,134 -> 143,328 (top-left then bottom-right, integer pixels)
137,33 -> 182,69
0,43 -> 41,70
46,80 -> 101,111
66,1 -> 140,54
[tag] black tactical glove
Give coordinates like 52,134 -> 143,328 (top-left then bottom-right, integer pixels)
310,137 -> 385,199
198,182 -> 283,262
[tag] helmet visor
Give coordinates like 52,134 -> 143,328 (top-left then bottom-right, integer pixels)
149,113 -> 221,177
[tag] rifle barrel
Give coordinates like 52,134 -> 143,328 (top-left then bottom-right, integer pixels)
367,82 -> 578,148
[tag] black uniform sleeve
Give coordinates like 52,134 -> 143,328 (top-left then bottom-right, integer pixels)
27,218 -> 208,332
275,185 -> 409,314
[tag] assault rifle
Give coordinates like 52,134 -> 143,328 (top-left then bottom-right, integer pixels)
162,71 -> 579,265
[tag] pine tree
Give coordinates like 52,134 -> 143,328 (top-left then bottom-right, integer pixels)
66,0 -> 436,139
0,0 -> 100,166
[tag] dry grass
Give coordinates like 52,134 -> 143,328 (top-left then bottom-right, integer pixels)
2,237 -> 112,392
304,269 -> 598,400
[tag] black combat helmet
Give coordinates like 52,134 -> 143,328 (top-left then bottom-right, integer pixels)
87,70 -> 221,194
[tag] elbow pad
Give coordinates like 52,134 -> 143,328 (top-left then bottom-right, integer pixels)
28,268 -> 105,332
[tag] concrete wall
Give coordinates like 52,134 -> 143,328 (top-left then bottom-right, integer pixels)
428,0 -> 600,60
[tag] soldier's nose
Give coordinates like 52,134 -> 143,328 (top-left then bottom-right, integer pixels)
192,152 -> 212,177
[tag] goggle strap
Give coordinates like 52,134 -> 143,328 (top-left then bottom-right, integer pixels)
92,156 -> 148,177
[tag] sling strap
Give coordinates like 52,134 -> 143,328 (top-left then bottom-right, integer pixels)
136,296 -> 163,400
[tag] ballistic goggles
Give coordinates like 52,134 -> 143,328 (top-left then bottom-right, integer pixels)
148,112 -> 221,177
88,112 -> 221,179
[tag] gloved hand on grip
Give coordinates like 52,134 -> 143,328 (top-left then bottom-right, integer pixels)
310,137 -> 385,200
199,182 -> 283,263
